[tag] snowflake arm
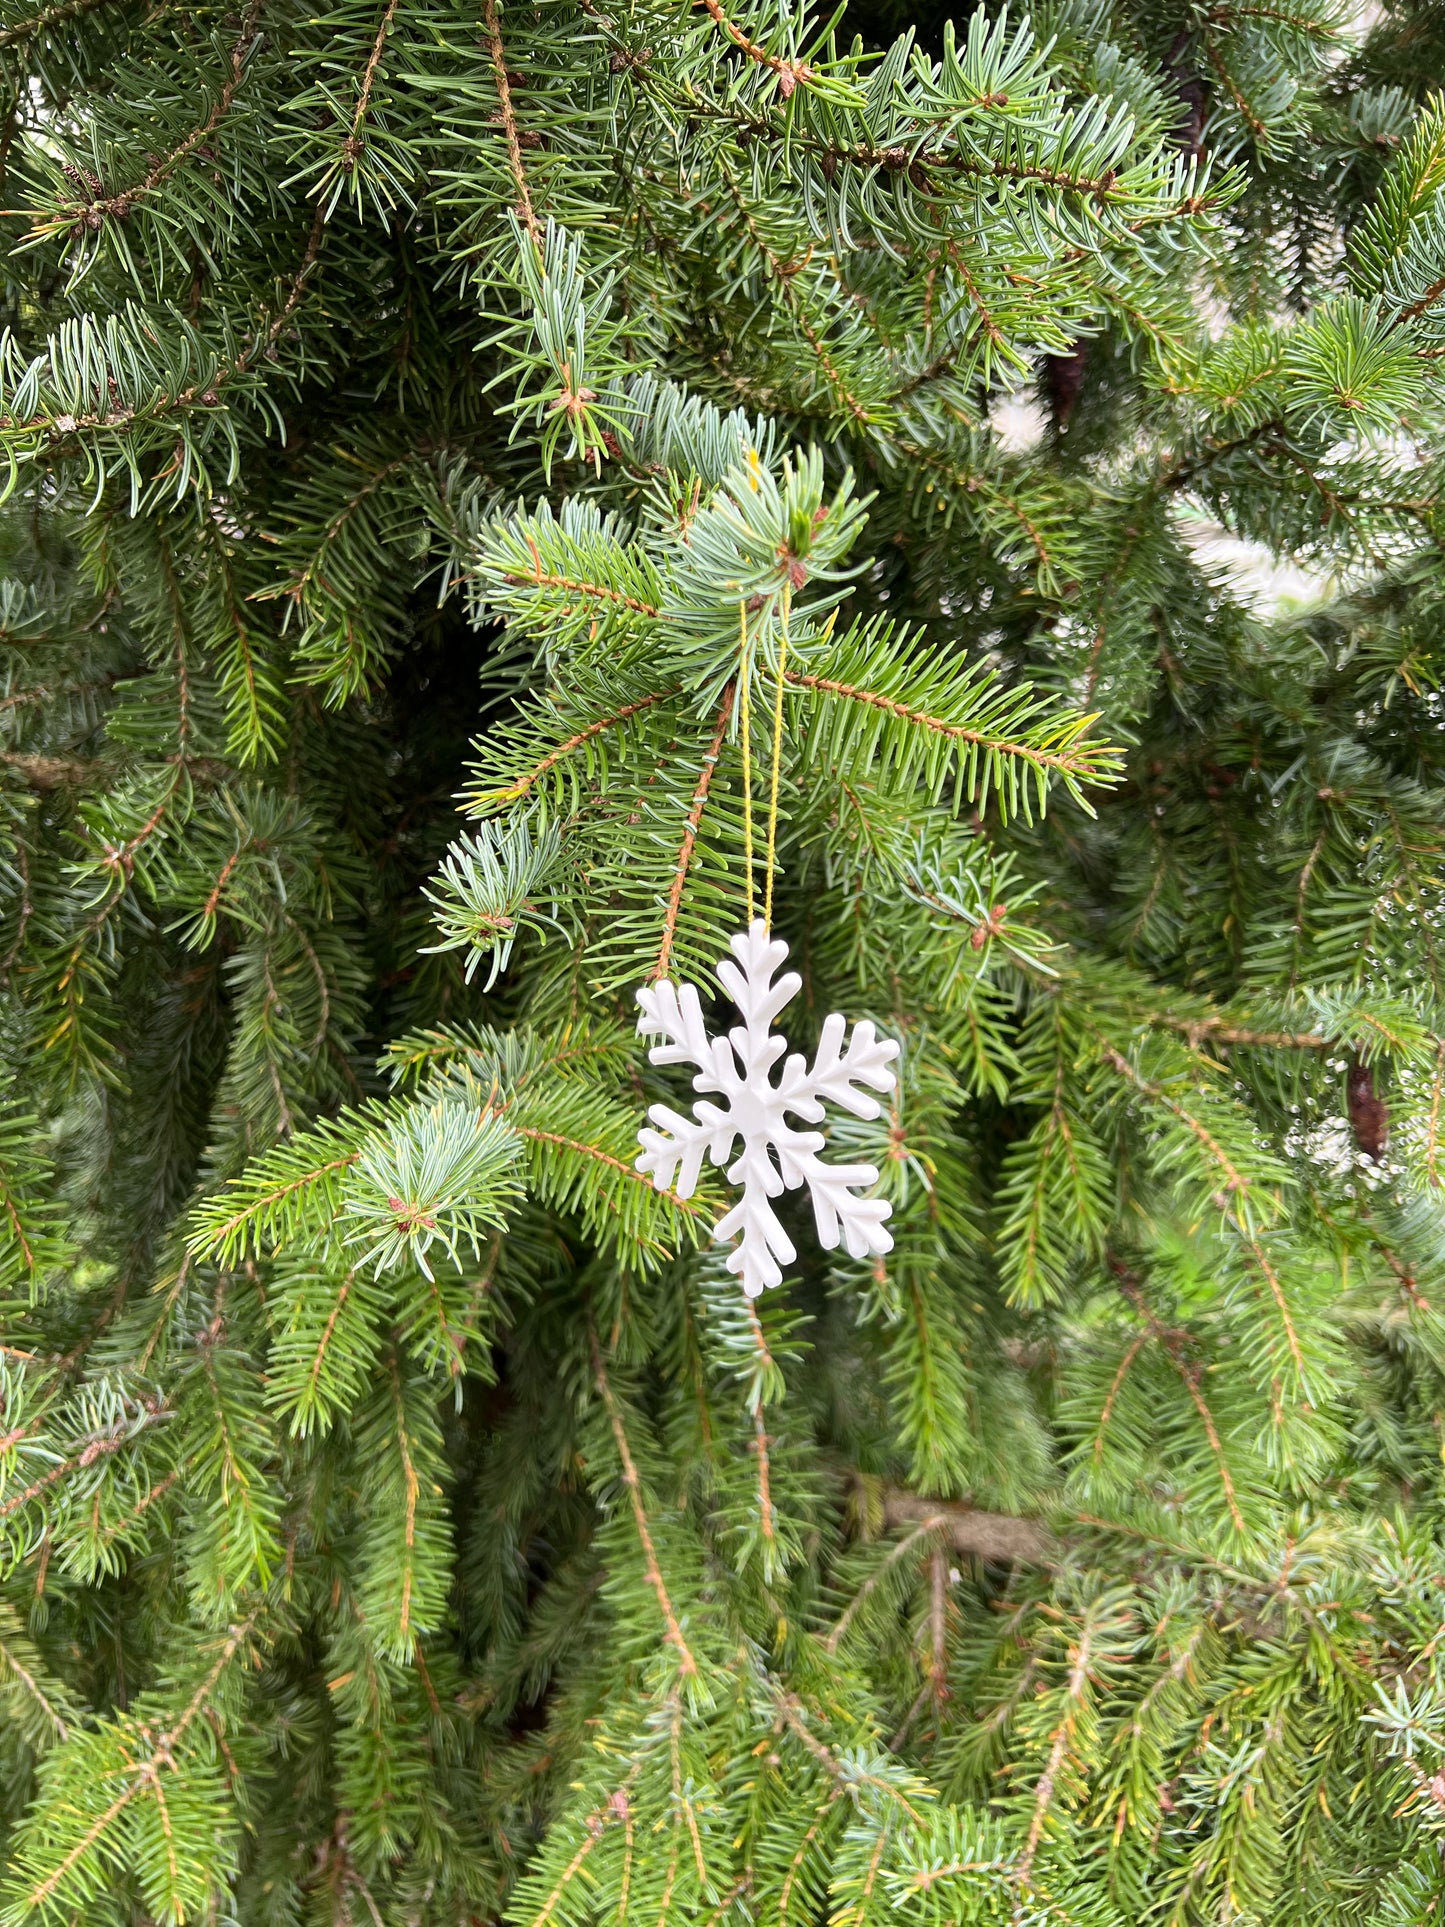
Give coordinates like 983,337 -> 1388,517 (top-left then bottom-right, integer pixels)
714,1133 -> 804,1297
634,921 -> 900,1297
636,1104 -> 719,1197
635,979 -> 722,1081
795,1146 -> 895,1259
777,1011 -> 899,1121
716,926 -> 800,1084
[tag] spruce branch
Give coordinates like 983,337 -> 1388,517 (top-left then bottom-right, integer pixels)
0,1397 -> 168,1524
1109,1256 -> 1249,1537
27,0 -> 265,235
345,0 -> 402,159
0,0 -> 116,52
699,0 -> 814,95
2,1610 -> 258,1923
876,1487 -> 1056,1566
483,0 -> 542,251
590,1329 -> 701,1681
0,1 -> 1442,1916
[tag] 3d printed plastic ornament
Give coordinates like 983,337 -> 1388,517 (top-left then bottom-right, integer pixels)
635,921 -> 900,1297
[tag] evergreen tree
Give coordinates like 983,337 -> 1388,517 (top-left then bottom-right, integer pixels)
5,0 -> 1445,1916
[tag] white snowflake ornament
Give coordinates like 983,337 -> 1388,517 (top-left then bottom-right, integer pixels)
635,921 -> 900,1297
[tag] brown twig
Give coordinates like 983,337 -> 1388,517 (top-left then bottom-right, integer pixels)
696,0 -> 813,96
60,0 -> 265,225
0,0 -> 119,52
387,1352 -> 421,1645
0,1403 -> 168,1521
483,0 -> 541,249
1017,1617 -> 1097,1885
717,164 -> 874,426
787,669 -> 1103,781
590,1331 -> 700,1676
1101,1048 -> 1253,1201
484,689 -> 675,806
346,0 -> 401,160
1109,1254 -> 1246,1535
1167,1015 -> 1327,1052
879,1485 -> 1054,1564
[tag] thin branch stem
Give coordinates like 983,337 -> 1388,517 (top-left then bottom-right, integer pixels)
590,1331 -> 700,1677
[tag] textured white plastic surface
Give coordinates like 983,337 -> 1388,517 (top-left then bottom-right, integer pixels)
635,921 -> 900,1297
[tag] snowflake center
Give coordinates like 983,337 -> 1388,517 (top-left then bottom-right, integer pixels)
726,1078 -> 781,1141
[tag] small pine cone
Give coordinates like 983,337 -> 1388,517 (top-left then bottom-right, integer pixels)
1044,341 -> 1088,430
1347,1059 -> 1388,1161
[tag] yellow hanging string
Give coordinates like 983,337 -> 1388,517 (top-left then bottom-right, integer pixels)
738,599 -> 755,924
763,583 -> 790,930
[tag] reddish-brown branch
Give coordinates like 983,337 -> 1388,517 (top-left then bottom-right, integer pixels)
1093,1335 -> 1147,1467
252,201 -> 328,362
590,1332 -> 699,1676
200,849 -> 241,921
504,547 -> 661,616
778,1793 -> 843,1917
348,0 -> 400,154
751,1404 -> 776,1552
0,0 -> 118,50
1019,1619 -> 1096,1882
0,1178 -> 36,1285
486,690 -> 674,805
717,167 -> 874,426
743,1298 -> 777,1555
4,196 -> 329,450
1237,1230 -> 1308,1392
199,1154 -> 360,1252
1425,1040 -> 1445,1189
64,0 -> 265,223
827,1512 -> 947,1654
0,750 -> 92,789
0,1405 -> 166,1520
96,1467 -> 181,1547
306,1275 -> 354,1406
388,1354 -> 421,1644
879,1485 -> 1055,1564
1102,1048 -> 1252,1199
787,669 -> 1100,778
697,0 -> 814,96
1397,270 -> 1445,326
1169,1015 -> 1327,1052
0,1634 -> 70,1740
1202,34 -> 1268,143
517,1126 -> 704,1218
483,0 -> 541,248
774,1690 -> 929,1823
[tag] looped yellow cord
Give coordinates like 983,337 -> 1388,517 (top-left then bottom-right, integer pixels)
738,600 -> 755,923
764,584 -> 789,930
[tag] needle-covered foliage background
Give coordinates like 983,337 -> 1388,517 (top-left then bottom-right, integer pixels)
5,0 -> 1445,1916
